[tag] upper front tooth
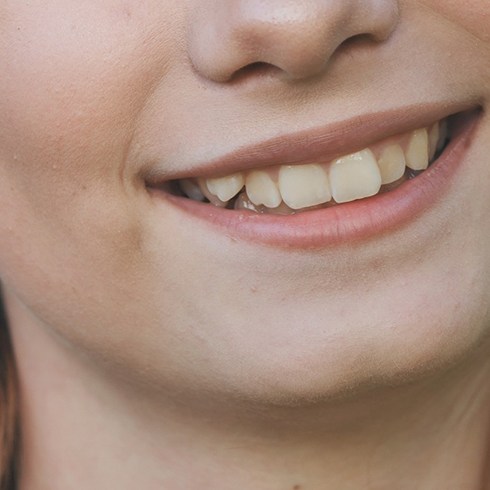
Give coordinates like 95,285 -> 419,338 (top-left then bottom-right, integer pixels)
405,128 -> 429,170
329,149 -> 382,204
245,170 -> 282,208
377,144 -> 406,185
205,173 -> 244,202
278,164 -> 331,210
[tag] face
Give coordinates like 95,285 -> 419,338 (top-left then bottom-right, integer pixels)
0,1 -> 489,409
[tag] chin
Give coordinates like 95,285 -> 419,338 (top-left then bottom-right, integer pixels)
187,281 -> 490,409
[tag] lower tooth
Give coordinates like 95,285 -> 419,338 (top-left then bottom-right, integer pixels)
407,169 -> 421,179
234,192 -> 296,215
234,192 -> 261,213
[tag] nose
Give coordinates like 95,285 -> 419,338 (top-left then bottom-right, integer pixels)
188,0 -> 400,83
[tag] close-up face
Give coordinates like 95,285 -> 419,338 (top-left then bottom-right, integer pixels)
0,1 -> 489,409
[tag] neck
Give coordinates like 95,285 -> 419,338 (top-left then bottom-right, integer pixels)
7,296 -> 490,490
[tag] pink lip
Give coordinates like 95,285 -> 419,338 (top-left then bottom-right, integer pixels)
148,107 -> 482,249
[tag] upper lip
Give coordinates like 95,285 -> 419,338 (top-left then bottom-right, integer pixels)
145,99 -> 478,185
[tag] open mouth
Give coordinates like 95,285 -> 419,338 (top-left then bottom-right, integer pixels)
147,107 -> 481,247
154,111 -> 470,216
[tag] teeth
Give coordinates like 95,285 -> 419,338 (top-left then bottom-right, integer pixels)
329,149 -> 382,204
205,173 -> 244,202
377,144 -> 406,185
405,128 -> 429,171
245,170 -> 282,208
178,118 -> 450,212
234,191 -> 262,212
278,164 -> 331,210
234,192 -> 296,215
429,123 -> 440,160
180,179 -> 206,201
198,179 -> 229,207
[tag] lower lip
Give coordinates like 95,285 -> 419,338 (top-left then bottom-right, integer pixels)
150,112 -> 482,249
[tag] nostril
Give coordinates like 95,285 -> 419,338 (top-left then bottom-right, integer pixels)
188,0 -> 400,84
342,32 -> 375,47
337,32 -> 381,53
327,32 -> 388,65
229,61 -> 283,83
228,33 -> 382,84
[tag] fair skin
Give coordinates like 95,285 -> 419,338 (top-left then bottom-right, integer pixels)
0,0 -> 490,488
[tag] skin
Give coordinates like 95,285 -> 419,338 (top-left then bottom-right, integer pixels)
0,0 -> 489,488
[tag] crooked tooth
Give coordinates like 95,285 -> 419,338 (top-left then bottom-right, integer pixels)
377,144 -> 406,185
198,179 -> 228,207
245,170 -> 282,208
429,123 -> 440,160
406,128 -> 429,170
278,164 -> 331,210
190,121 -> 443,211
329,149 -> 382,203
205,173 -> 244,202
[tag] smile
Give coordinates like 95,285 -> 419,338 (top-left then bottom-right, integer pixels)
172,120 -> 446,214
147,105 -> 482,248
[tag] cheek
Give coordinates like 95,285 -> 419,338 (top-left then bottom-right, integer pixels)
420,0 -> 490,43
0,3 -> 177,247
0,2 -> 167,194
0,2 -> 172,318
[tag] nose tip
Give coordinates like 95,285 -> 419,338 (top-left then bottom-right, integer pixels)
188,0 -> 400,83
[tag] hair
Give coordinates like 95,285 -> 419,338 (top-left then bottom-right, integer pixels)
0,297 -> 19,490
